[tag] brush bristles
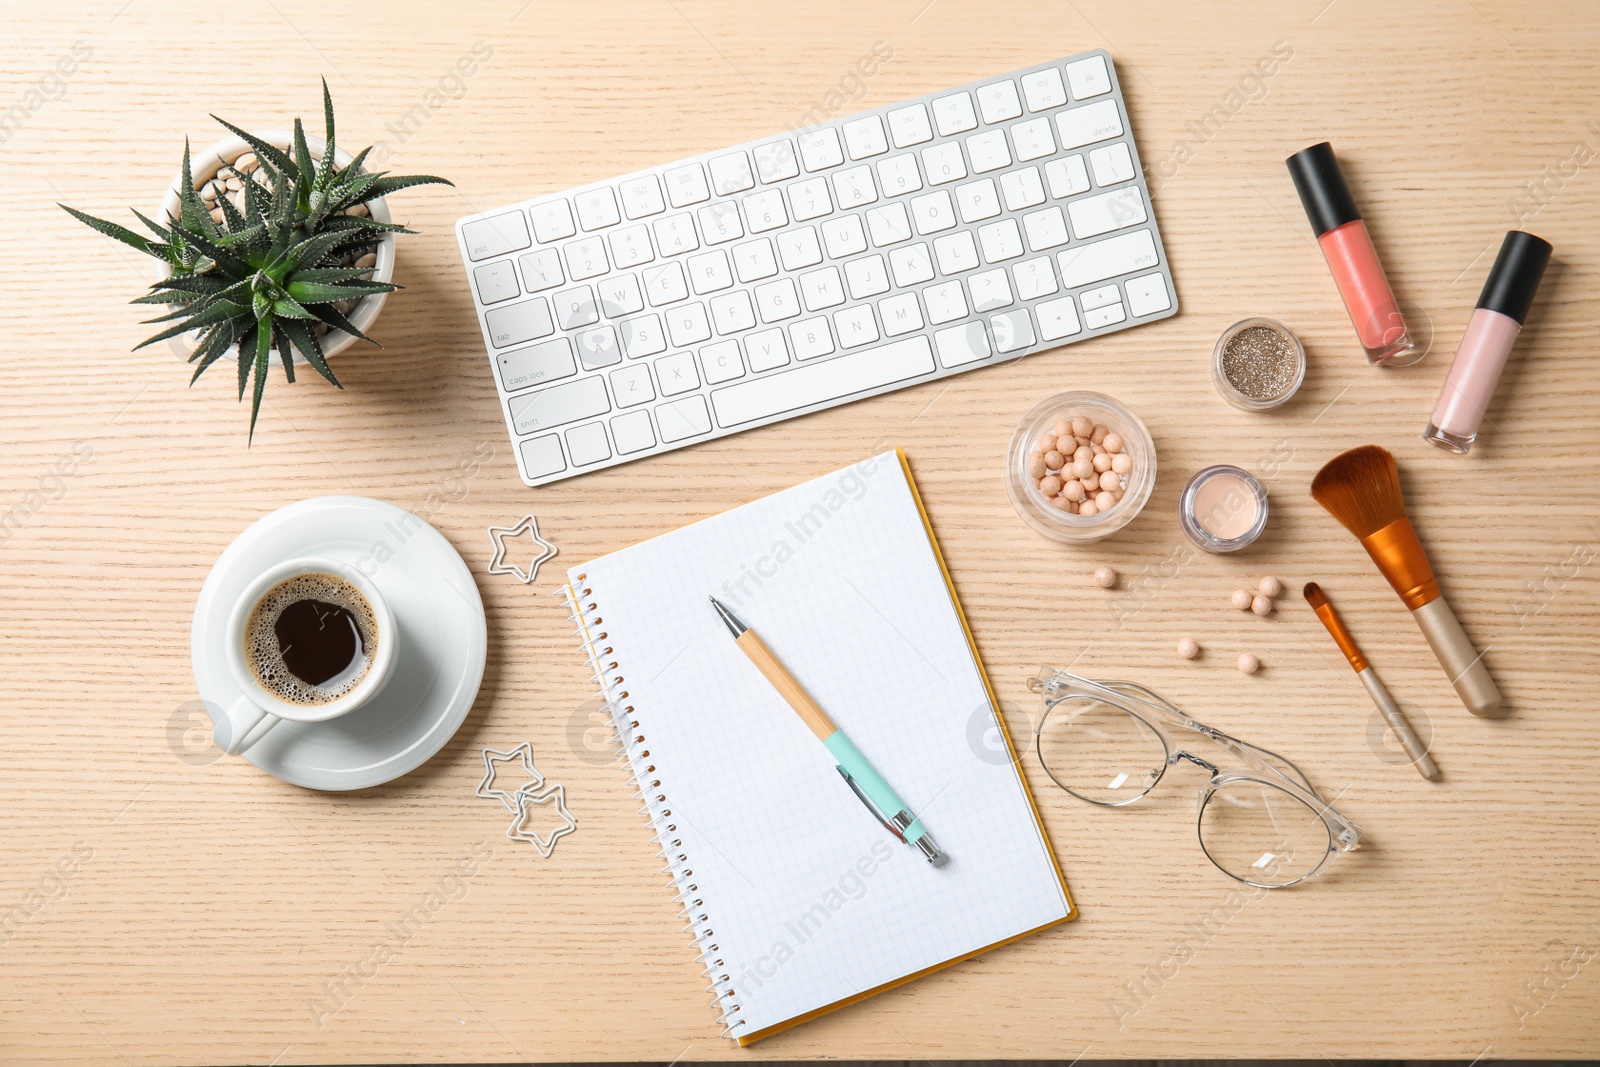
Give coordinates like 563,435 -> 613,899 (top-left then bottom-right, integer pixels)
1302,581 -> 1328,609
1310,445 -> 1407,539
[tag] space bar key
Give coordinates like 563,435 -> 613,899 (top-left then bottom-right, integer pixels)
711,337 -> 936,428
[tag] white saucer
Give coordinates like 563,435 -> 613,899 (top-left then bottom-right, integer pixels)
192,496 -> 487,790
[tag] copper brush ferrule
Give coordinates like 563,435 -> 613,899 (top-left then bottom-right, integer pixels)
1359,517 -> 1441,610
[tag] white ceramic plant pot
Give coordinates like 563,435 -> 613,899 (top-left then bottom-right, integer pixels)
157,129 -> 395,366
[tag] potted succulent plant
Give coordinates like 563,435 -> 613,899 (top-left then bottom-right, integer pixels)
63,81 -> 450,438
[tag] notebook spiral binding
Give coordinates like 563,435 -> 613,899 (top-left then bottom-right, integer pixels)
558,581 -> 746,1038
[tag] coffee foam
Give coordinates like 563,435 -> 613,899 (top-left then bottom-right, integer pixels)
245,572 -> 378,706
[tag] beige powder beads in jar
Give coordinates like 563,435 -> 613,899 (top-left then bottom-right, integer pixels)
1025,416 -> 1136,517
1007,391 -> 1157,544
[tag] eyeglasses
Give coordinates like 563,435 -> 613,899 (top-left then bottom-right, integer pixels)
1028,669 -> 1359,888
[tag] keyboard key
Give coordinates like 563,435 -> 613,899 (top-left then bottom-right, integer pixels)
798,128 -> 845,171
1081,283 -> 1120,311
576,325 -> 621,369
463,211 -> 531,260
1036,295 -> 1082,340
742,189 -> 787,233
732,238 -> 778,282
619,313 -> 666,358
754,139 -> 800,183
932,91 -> 979,136
687,249 -> 733,294
888,104 -> 934,147
990,308 -> 1036,353
519,434 -> 566,479
968,267 -> 1014,311
619,175 -> 666,219
642,261 -> 689,306
977,219 -> 1024,263
1010,117 -> 1056,161
711,336 -> 935,427
933,230 -> 980,274
754,277 -> 801,322
654,351 -> 700,395
976,80 -> 1023,124
1000,167 -> 1046,210
1013,256 -> 1059,300
876,154 -> 923,197
653,213 -> 700,256
777,227 -> 823,270
710,290 -> 757,333
889,243 -> 935,287
921,141 -> 967,185
1021,67 -> 1068,111
575,188 -> 621,230
967,129 -> 1012,173
821,215 -> 867,259
610,409 -> 655,453
1022,207 -> 1070,251
800,266 -> 845,311
566,421 -> 611,466
508,374 -> 610,434
1066,54 -> 1112,99
610,362 -> 656,407
497,337 -> 577,392
529,200 -> 577,243
745,328 -> 790,372
843,115 -> 889,159
922,280 -> 968,324
1125,272 -> 1172,316
832,166 -> 878,208
865,202 -> 913,246
474,260 -> 520,304
699,339 -> 745,384
709,151 -> 755,194
656,394 -> 712,441
698,202 -> 744,244
1085,301 -> 1127,329
1089,142 -> 1136,186
1056,99 -> 1123,149
552,285 -> 599,329
935,321 -> 991,367
1045,155 -> 1091,198
485,298 -> 554,348
666,302 -> 712,346
877,291 -> 923,336
787,178 -> 833,222
518,248 -> 565,292
1068,187 -> 1146,239
664,164 -> 711,207
955,179 -> 1001,223
788,317 -> 835,360
910,190 -> 956,235
833,304 -> 880,348
608,224 -> 655,269
845,255 -> 891,299
564,236 -> 610,280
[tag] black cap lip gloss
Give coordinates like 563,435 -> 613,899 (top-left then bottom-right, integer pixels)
1424,230 -> 1553,455
1286,142 -> 1361,238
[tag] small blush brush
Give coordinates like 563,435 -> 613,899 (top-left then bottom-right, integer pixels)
1304,582 -> 1439,780
1310,445 -> 1501,716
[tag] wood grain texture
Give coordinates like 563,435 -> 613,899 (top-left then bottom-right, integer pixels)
2,0 -> 1598,1062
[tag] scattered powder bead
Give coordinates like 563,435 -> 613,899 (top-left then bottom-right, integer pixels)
1237,652 -> 1260,674
1257,575 -> 1283,598
1251,594 -> 1274,616
1231,588 -> 1254,611
1093,565 -> 1117,589
1177,637 -> 1200,660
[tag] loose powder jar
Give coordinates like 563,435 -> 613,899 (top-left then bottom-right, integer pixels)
1179,464 -> 1270,553
1212,318 -> 1306,410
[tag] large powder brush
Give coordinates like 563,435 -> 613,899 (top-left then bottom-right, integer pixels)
1310,445 -> 1501,716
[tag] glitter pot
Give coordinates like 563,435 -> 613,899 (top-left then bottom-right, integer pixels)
1211,318 -> 1306,411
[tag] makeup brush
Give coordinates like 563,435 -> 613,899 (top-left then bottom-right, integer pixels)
1304,582 -> 1439,780
1310,445 -> 1501,716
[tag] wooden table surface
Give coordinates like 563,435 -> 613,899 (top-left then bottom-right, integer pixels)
4,1 -> 1599,1062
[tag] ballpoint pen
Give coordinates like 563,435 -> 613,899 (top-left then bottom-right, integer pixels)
708,596 -> 947,865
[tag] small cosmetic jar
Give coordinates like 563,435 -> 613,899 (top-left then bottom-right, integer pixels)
1211,318 -> 1306,411
1179,465 -> 1269,553
1007,391 -> 1157,544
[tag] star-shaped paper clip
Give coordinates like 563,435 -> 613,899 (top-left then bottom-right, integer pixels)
507,783 -> 578,858
476,743 -> 546,812
486,514 -> 558,583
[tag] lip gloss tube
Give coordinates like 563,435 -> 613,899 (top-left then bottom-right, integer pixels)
1287,142 -> 1415,366
1423,230 -> 1552,455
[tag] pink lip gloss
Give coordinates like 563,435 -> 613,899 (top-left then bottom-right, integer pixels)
1287,142 -> 1415,366
1423,230 -> 1552,455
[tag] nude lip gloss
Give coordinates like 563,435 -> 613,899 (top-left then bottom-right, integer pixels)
1287,142 -> 1416,366
1423,230 -> 1552,455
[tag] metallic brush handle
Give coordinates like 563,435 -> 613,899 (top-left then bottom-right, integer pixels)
1411,596 -> 1502,717
1358,668 -> 1440,780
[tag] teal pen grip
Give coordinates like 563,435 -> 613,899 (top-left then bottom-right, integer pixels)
823,730 -> 928,842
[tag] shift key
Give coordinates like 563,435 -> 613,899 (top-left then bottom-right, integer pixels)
508,375 -> 610,435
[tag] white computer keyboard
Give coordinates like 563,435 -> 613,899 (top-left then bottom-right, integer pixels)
456,50 -> 1176,486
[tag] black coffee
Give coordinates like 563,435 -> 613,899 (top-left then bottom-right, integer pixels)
245,572 -> 377,705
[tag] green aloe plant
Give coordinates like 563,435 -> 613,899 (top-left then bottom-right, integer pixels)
62,81 -> 451,439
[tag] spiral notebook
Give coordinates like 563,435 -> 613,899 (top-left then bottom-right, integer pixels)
560,450 -> 1074,1044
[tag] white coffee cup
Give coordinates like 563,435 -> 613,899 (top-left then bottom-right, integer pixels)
211,556 -> 397,756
